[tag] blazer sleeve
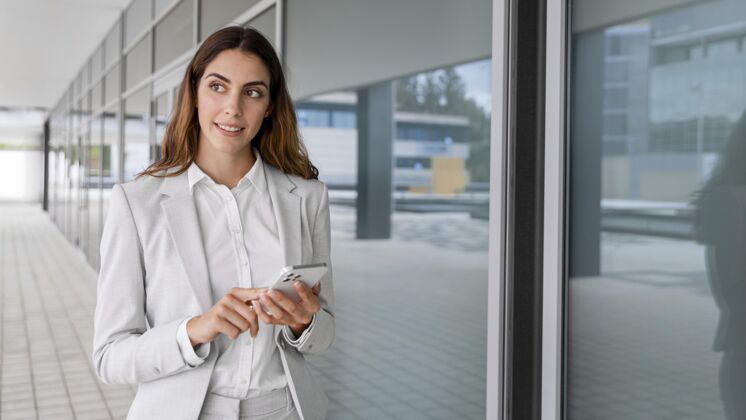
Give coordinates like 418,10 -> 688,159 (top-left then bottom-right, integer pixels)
283,183 -> 335,355
92,184 -> 197,385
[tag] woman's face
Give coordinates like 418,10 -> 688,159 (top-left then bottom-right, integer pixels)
195,49 -> 272,157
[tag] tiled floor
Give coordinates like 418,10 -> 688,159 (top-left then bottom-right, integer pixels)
0,203 -> 489,419
568,233 -> 726,419
1,204 -> 137,420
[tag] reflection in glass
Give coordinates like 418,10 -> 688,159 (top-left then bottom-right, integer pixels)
568,1 -> 746,419
694,111 -> 746,419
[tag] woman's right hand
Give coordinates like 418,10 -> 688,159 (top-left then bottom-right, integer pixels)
186,287 -> 267,347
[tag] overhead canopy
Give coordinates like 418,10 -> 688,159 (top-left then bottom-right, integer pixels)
284,0 -> 492,100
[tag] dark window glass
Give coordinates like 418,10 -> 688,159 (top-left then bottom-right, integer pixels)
125,0 -> 151,48
200,0 -> 261,41
125,33 -> 152,90
154,0 -> 194,71
568,2 -> 746,419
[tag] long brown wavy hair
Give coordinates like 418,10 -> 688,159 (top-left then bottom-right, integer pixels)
139,26 -> 318,179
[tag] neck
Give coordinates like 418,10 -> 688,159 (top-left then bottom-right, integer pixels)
194,144 -> 256,189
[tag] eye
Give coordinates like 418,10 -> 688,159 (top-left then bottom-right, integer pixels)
245,89 -> 263,98
209,83 -> 226,93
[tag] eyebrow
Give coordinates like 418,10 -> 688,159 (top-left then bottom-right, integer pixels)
204,72 -> 268,89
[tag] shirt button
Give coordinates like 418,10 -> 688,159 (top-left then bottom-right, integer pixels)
240,378 -> 248,385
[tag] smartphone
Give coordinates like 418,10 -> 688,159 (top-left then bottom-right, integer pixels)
269,262 -> 328,303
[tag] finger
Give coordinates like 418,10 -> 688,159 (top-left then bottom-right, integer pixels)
252,299 -> 277,325
295,281 -> 321,315
295,281 -> 312,304
225,295 -> 258,326
261,293 -> 291,323
311,282 -> 321,295
216,318 -> 241,340
229,287 -> 269,303
217,305 -> 251,333
272,287 -> 314,325
246,302 -> 259,337
268,288 -> 300,315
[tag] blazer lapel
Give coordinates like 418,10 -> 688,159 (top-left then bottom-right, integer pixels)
160,171 -> 213,312
265,164 -> 302,268
265,164 -> 303,342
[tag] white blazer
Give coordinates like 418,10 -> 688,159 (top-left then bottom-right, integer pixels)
92,163 -> 334,420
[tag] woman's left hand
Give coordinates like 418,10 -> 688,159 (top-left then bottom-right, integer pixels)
251,281 -> 321,337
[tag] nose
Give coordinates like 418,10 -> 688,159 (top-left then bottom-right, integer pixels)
223,91 -> 242,117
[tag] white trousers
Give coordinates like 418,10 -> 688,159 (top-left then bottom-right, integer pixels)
198,387 -> 301,420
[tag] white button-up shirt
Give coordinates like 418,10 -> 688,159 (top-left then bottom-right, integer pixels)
173,150 -> 306,398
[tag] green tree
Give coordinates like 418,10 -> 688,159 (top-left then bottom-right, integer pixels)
395,65 -> 491,182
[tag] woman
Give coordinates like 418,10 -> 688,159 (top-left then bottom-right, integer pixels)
92,26 -> 334,420
693,110 -> 746,420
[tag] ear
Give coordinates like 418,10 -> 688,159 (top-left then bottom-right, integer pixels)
264,103 -> 273,118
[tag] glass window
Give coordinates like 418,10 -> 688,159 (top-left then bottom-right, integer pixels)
125,0 -> 151,49
604,61 -> 629,82
297,109 -> 330,128
153,90 -> 170,161
101,106 -> 120,254
92,81 -> 103,113
154,0 -> 194,71
200,0 -> 261,40
655,44 -> 691,65
331,110 -> 356,129
87,116 -> 103,269
123,87 -> 151,182
298,61 -> 491,420
567,2 -> 746,419
82,60 -> 91,91
247,6 -> 276,50
125,33 -> 152,91
604,87 -> 628,109
708,36 -> 740,59
155,0 -> 175,18
91,45 -> 104,82
104,20 -> 121,69
603,114 -> 627,136
104,63 -> 120,106
74,72 -> 82,104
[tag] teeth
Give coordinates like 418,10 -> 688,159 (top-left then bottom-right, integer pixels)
217,123 -> 241,132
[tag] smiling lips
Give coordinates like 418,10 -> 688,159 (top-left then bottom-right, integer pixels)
214,122 -> 245,137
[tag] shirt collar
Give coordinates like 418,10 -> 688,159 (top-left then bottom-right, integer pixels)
187,147 -> 268,195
